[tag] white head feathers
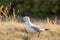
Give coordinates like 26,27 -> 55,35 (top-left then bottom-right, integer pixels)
23,16 -> 30,22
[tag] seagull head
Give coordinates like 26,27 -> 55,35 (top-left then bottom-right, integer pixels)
23,16 -> 30,22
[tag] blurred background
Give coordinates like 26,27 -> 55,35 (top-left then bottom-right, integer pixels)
0,0 -> 60,18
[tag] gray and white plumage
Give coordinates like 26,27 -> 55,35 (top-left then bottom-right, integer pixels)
23,16 -> 48,33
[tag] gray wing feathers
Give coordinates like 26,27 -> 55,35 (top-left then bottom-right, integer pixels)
31,26 -> 40,32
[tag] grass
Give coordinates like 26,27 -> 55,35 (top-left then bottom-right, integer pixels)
0,18 -> 60,40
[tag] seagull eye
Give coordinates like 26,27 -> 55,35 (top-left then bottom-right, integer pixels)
24,18 -> 26,19
25,18 -> 28,20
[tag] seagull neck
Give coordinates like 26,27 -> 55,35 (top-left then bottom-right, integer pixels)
25,20 -> 32,26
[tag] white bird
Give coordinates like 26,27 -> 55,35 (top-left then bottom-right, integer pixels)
23,16 -> 49,33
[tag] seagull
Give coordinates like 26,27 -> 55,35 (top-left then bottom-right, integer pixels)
23,16 -> 49,33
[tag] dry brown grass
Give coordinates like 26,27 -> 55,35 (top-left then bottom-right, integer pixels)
0,18 -> 60,40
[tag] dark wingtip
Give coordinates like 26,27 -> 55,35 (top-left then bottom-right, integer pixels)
45,29 -> 49,31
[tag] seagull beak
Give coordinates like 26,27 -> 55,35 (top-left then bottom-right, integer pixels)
22,18 -> 24,20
